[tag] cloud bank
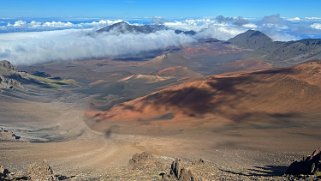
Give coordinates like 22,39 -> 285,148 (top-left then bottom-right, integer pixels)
0,19 -> 123,32
0,15 -> 321,65
0,29 -> 195,65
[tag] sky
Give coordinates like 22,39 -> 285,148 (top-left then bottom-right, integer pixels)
1,0 -> 321,18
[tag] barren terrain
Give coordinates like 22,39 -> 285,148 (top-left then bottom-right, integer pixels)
1,39 -> 321,180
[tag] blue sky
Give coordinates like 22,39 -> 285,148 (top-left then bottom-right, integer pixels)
1,0 -> 321,18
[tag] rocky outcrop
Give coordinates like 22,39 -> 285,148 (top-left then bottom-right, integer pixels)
0,128 -> 21,141
178,168 -> 196,181
0,161 -> 74,181
0,76 -> 21,89
170,158 -> 182,178
286,149 -> 321,175
28,160 -> 55,181
0,164 -> 28,180
128,152 -> 163,170
0,165 -> 10,180
0,60 -> 22,90
0,60 -> 15,72
0,60 -> 74,91
161,158 -> 201,181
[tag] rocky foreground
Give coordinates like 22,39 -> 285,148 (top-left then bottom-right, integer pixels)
0,126 -> 320,180
1,151 -> 321,181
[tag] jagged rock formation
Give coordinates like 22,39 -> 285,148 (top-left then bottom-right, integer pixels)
161,158 -> 201,181
286,149 -> 321,175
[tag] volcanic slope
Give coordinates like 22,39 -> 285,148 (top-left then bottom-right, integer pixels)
229,30 -> 321,65
86,60 -> 321,134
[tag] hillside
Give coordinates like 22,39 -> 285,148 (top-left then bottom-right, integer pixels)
0,60 -> 74,90
229,30 -> 321,65
86,60 -> 321,134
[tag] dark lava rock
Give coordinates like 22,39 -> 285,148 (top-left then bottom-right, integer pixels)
0,165 -> 10,180
163,158 -> 201,181
170,158 -> 182,178
286,149 -> 321,175
32,71 -> 51,78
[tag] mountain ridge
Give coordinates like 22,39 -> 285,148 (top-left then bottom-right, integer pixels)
97,21 -> 196,35
228,30 -> 321,65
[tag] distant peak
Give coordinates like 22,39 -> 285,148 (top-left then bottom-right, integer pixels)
228,30 -> 273,49
110,21 -> 130,27
96,21 -> 196,36
243,30 -> 270,38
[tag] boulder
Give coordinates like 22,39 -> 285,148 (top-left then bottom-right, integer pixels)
129,152 -> 159,170
170,158 -> 182,178
0,165 -> 10,179
0,128 -> 21,141
28,160 -> 55,181
179,168 -> 196,181
286,149 -> 321,175
166,158 -> 201,181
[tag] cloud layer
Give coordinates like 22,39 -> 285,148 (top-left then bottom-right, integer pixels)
0,15 -> 321,65
0,29 -> 195,65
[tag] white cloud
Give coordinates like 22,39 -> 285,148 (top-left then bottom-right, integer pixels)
42,21 -> 73,28
164,18 -> 214,31
262,23 -> 288,30
1,19 -> 124,30
242,23 -> 257,29
30,21 -> 42,27
0,29 -> 195,65
2,16 -> 321,65
287,17 -> 301,21
311,23 -> 321,30
7,20 -> 27,27
267,33 -> 298,41
305,17 -> 321,20
76,19 -> 123,28
197,24 -> 246,40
